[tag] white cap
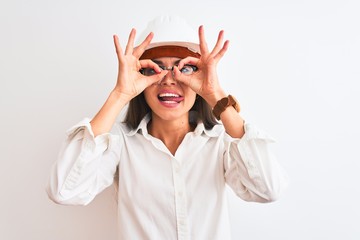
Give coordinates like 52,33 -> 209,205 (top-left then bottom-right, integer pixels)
137,15 -> 200,59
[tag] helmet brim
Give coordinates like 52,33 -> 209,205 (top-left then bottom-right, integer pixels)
139,42 -> 200,60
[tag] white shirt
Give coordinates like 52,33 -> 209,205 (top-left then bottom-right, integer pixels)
47,114 -> 288,240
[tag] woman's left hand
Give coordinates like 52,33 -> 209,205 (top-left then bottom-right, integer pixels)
174,25 -> 229,107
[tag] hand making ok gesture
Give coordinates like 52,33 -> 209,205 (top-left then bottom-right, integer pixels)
112,29 -> 168,102
174,25 -> 229,107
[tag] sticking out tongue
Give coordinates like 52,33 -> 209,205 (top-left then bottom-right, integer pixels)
159,96 -> 184,102
158,93 -> 184,103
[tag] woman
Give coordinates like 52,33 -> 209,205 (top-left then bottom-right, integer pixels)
47,16 -> 288,240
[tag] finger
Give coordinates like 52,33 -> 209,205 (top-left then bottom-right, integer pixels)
146,70 -> 169,86
139,59 -> 162,73
178,57 -> 200,69
113,35 -> 123,61
173,66 -> 184,81
214,40 -> 229,61
199,25 -> 209,55
133,32 -> 154,59
211,30 -> 225,56
125,28 -> 136,55
173,66 -> 194,88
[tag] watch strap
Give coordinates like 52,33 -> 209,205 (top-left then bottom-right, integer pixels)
212,95 -> 240,120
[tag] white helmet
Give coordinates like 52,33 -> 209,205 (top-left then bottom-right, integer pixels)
137,15 -> 200,60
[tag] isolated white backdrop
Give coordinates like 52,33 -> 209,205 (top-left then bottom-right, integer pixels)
1,0 -> 359,239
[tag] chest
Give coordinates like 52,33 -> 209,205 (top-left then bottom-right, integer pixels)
117,133 -> 225,204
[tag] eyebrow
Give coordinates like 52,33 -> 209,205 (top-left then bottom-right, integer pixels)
152,59 -> 181,66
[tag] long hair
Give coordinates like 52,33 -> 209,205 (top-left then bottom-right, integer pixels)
123,92 -> 218,130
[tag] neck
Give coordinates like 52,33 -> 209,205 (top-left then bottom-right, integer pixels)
148,114 -> 194,155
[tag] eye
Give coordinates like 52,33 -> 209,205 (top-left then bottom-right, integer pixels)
140,68 -> 156,76
180,65 -> 198,75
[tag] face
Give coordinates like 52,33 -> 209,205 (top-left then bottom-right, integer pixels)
143,57 -> 197,122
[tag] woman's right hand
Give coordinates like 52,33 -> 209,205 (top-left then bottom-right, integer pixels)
112,29 -> 168,102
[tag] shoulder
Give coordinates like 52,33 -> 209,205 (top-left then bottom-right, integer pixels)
113,122 -> 137,136
196,122 -> 225,138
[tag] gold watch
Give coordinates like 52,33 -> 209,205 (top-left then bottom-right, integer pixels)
212,95 -> 240,120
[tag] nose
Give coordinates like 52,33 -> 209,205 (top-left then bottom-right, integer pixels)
160,70 -> 177,86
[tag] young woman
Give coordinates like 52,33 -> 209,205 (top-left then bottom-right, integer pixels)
47,16 -> 288,240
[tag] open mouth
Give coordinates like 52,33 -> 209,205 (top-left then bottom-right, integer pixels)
158,93 -> 184,104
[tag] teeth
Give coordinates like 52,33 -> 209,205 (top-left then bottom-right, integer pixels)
158,93 -> 180,97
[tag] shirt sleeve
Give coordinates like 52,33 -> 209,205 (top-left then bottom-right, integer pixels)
46,118 -> 121,205
224,122 -> 288,203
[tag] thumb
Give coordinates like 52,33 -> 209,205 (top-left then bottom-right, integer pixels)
173,67 -> 192,88
146,70 -> 169,86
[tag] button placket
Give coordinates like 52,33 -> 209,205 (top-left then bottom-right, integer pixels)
171,159 -> 190,240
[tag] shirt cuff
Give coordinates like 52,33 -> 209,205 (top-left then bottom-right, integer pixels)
65,118 -> 119,152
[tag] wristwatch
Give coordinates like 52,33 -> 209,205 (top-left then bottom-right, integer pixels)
212,95 -> 240,120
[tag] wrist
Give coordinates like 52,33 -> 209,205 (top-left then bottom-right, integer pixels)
110,89 -> 133,105
205,90 -> 227,108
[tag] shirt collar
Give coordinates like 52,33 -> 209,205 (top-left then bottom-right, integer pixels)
124,114 -> 151,137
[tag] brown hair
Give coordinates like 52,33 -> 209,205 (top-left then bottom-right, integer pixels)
123,93 -> 218,130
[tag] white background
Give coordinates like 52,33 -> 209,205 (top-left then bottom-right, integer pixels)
1,0 -> 359,239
